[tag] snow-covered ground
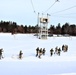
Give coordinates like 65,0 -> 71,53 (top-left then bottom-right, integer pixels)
0,33 -> 76,75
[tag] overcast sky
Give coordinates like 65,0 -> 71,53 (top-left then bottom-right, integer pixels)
0,0 -> 76,26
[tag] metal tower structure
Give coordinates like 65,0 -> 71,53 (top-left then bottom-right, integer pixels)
38,13 -> 49,39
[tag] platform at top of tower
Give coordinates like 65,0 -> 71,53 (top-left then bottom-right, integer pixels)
40,18 -> 49,23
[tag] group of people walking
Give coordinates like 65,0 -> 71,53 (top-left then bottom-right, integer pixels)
36,45 -> 68,59
36,47 -> 46,58
50,45 -> 68,56
0,44 -> 68,60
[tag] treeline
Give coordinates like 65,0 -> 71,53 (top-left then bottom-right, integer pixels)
0,20 -> 38,34
49,23 -> 76,36
0,20 -> 76,36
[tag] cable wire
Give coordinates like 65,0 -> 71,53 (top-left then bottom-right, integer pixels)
43,0 -> 59,14
51,5 -> 76,14
30,0 -> 37,15
51,15 -> 76,19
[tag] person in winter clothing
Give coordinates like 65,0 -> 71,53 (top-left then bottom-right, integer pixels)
50,48 -> 54,56
0,48 -> 3,59
36,47 -> 39,57
38,48 -> 42,59
58,48 -> 61,56
54,46 -> 58,54
19,50 -> 23,59
62,45 -> 65,51
42,48 -> 46,55
64,45 -> 68,52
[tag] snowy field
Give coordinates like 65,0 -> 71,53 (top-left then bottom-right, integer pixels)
0,33 -> 76,75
